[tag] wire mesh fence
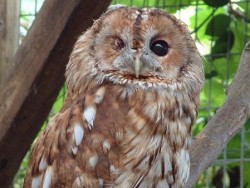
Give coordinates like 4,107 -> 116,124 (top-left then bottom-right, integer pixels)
14,0 -> 250,187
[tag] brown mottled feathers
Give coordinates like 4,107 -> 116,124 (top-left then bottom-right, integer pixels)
24,7 -> 204,188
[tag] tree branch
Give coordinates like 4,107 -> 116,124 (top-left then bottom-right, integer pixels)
185,41 -> 250,187
0,0 -> 111,186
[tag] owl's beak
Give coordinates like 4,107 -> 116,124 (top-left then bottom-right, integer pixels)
134,56 -> 142,78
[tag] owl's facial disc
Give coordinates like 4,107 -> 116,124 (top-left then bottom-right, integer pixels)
93,7 -> 193,87
102,37 -> 177,84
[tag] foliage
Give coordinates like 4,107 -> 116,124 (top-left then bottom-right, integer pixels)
13,0 -> 250,187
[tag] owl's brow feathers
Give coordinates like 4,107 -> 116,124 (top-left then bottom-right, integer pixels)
95,7 -> 188,36
132,9 -> 143,49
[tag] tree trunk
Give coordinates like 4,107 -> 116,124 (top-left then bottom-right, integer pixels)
0,0 -> 111,187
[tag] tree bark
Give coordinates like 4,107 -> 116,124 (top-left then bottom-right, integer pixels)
185,41 -> 250,187
0,0 -> 20,87
0,0 -> 111,186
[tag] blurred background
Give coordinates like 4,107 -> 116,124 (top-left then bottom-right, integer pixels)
8,0 -> 250,187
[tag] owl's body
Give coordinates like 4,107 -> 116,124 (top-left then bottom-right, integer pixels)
24,7 -> 204,188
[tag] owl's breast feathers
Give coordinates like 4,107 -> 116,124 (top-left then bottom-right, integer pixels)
24,83 -> 198,188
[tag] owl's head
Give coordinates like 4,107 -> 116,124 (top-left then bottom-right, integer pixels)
66,7 -> 204,93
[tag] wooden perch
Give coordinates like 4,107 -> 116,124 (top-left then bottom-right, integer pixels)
0,0 -> 111,186
185,41 -> 250,187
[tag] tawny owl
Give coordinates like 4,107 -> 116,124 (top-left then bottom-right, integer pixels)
24,6 -> 204,188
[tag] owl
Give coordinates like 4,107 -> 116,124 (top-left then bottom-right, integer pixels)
24,6 -> 204,188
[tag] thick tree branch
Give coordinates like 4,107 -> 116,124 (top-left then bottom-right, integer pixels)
185,41 -> 250,187
0,0 -> 111,186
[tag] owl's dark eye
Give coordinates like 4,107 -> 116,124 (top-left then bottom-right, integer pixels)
150,40 -> 169,56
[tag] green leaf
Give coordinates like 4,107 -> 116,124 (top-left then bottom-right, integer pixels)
205,70 -> 218,79
206,14 -> 231,36
211,30 -> 235,57
244,163 -> 250,188
189,5 -> 228,54
203,78 -> 226,107
225,119 -> 250,159
158,0 -> 195,13
212,56 -> 239,81
230,19 -> 250,54
203,0 -> 229,7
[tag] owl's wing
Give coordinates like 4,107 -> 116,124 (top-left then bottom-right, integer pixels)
24,86 -> 119,188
